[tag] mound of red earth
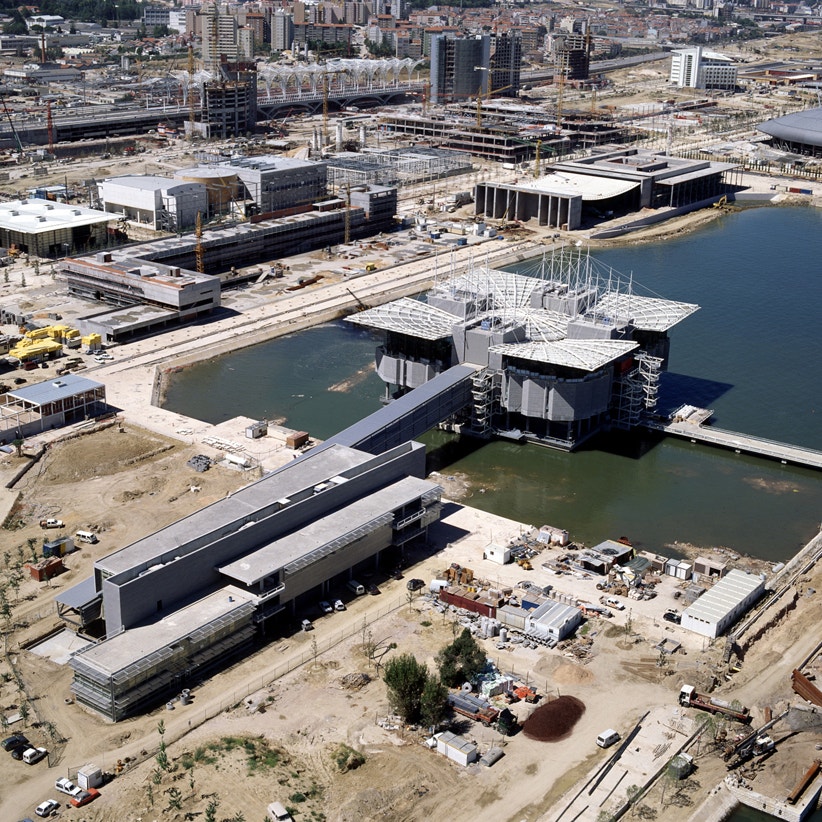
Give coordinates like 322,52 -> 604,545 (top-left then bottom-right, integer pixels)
522,695 -> 586,742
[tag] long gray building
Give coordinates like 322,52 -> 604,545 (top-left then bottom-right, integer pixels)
60,440 -> 441,721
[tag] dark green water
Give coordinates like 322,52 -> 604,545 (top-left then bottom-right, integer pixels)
164,206 -> 822,563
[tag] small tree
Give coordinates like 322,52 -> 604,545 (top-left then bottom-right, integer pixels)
383,653 -> 429,723
436,628 -> 486,688
420,675 -> 448,729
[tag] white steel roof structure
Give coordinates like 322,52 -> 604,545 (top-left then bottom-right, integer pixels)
491,338 -> 639,371
441,268 -> 543,310
594,292 -> 699,332
347,296 -> 457,340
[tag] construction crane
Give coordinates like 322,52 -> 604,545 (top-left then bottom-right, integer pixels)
322,71 -> 329,148
476,83 -> 514,130
556,70 -> 565,130
194,211 -> 205,273
1,95 -> 25,157
533,140 -> 541,178
187,44 -> 197,135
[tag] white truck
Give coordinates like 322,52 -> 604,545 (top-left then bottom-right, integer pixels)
39,518 -> 64,529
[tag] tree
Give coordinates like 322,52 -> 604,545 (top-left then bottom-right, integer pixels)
436,628 -> 486,688
2,10 -> 28,35
383,653 -> 429,723
419,675 -> 448,729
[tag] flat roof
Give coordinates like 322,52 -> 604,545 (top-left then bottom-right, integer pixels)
7,374 -> 104,405
80,303 -> 179,333
71,586 -> 256,676
682,568 -> 764,626
491,338 -> 638,371
102,176 -> 198,192
0,199 -> 111,234
530,599 -> 580,628
96,444 -> 377,577
516,172 -> 640,202
218,475 -> 437,585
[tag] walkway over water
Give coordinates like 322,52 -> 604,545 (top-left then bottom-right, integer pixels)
327,364 -> 478,455
644,416 -> 822,470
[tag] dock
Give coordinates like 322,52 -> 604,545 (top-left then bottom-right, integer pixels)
644,406 -> 822,471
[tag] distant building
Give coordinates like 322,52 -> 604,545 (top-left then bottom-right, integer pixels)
430,34 -> 490,104
201,59 -> 257,138
670,47 -> 737,91
0,199 -> 111,259
99,176 -> 208,232
491,31 -> 522,97
758,107 -> 822,157
549,31 -> 592,81
271,9 -> 294,51
175,156 -> 327,216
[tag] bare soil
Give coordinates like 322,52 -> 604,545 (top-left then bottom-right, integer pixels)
2,423 -> 822,822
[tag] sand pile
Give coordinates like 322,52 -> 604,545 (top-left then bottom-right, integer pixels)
522,695 -> 586,742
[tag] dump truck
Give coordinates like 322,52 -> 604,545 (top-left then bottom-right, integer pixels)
447,692 -> 500,726
679,685 -> 751,723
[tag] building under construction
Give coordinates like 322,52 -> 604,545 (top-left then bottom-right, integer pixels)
347,248 -> 699,450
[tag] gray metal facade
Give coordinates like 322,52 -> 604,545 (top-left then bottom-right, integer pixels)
68,441 -> 442,720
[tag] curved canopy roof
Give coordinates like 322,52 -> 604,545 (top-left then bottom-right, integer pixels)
758,107 -> 822,148
347,297 -> 456,340
594,292 -> 699,332
491,338 -> 638,371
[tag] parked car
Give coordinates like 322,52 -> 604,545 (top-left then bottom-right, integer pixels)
70,788 -> 100,808
2,733 -> 29,752
34,799 -> 59,818
663,611 -> 681,625
406,578 -> 425,592
11,745 -> 26,760
390,568 -> 403,580
23,747 -> 48,765
318,600 -> 333,614
300,619 -> 313,631
333,599 -> 346,611
55,777 -> 82,797
367,583 -> 380,596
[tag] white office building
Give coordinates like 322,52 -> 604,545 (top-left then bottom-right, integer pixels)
670,47 -> 737,91
99,176 -> 208,232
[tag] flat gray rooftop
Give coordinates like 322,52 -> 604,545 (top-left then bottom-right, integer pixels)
8,374 -> 103,405
71,586 -> 256,677
96,444 -> 376,577
219,475 -> 437,585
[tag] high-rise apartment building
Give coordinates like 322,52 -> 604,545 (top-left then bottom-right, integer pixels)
429,34 -> 490,104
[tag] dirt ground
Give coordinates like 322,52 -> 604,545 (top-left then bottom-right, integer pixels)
2,423 -> 822,822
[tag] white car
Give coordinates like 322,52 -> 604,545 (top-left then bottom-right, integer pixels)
333,599 -> 345,611
35,798 -> 60,817
55,776 -> 82,796
94,352 -> 113,361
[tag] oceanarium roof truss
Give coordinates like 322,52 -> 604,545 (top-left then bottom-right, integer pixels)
347,247 -> 699,449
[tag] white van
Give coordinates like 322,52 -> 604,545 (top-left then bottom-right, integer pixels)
346,580 -> 365,596
75,530 -> 98,545
267,802 -> 293,822
596,729 -> 620,749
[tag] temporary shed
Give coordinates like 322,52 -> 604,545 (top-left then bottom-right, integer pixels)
680,568 -> 765,638
435,731 -> 479,766
525,599 -> 582,642
484,543 -> 511,565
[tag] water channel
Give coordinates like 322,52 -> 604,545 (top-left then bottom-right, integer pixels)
164,205 -> 822,564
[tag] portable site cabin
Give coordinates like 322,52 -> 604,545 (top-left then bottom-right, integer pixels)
435,731 -> 479,767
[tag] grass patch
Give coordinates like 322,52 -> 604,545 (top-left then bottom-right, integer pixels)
420,620 -> 432,627
333,743 -> 366,773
